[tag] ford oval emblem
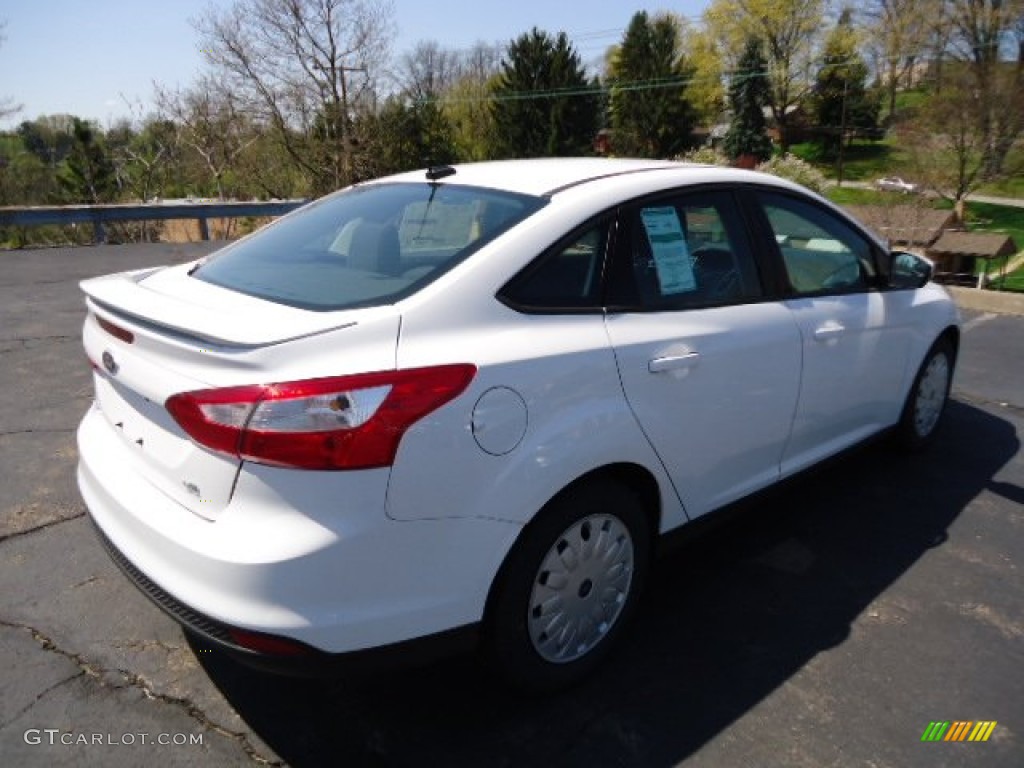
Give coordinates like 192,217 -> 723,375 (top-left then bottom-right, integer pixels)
101,350 -> 118,375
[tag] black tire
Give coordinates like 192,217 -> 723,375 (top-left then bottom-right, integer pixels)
484,478 -> 651,693
894,338 -> 955,451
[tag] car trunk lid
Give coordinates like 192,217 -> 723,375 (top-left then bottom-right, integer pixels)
81,264 -> 400,521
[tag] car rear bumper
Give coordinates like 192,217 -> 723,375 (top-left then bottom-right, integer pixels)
77,403 -> 521,656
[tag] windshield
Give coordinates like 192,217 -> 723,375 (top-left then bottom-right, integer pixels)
192,182 -> 546,311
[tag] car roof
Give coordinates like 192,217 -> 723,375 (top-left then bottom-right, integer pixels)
376,158 -> 730,197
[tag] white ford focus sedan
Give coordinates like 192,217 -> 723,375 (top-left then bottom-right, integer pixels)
78,159 -> 959,690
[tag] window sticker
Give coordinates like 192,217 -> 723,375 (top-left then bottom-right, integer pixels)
640,207 -> 696,295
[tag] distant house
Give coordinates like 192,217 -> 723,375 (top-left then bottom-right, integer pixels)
843,205 -> 1019,287
842,205 -> 954,250
926,232 -> 1018,285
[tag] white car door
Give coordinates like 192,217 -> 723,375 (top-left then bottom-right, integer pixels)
603,190 -> 802,520
751,190 -> 914,476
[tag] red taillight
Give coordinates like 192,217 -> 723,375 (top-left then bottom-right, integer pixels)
165,365 -> 476,470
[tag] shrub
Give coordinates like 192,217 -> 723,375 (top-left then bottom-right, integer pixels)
755,153 -> 829,194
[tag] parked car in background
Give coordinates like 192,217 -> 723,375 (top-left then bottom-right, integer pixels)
875,176 -> 920,194
78,158 -> 959,691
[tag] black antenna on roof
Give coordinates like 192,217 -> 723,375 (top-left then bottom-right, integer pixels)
425,165 -> 456,181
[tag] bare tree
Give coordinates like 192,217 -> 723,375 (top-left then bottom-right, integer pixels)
943,0 -> 1024,177
862,0 -> 931,119
1,21 -> 22,121
439,42 -> 503,161
396,40 -> 463,100
900,71 -> 988,221
155,77 -> 257,200
193,0 -> 395,194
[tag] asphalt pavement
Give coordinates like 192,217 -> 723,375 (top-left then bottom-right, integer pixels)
0,243 -> 1021,767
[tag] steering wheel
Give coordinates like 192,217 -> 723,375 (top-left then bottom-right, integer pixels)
820,260 -> 863,291
691,248 -> 741,300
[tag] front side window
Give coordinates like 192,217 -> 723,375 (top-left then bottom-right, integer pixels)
756,191 -> 876,295
191,183 -> 546,311
616,190 -> 763,310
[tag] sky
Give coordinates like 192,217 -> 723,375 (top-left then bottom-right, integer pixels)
0,0 -> 709,130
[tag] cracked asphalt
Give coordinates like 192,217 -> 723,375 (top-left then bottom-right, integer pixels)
1,243 -> 1021,767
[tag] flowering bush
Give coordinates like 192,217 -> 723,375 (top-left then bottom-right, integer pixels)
754,154 -> 829,195
675,147 -> 729,166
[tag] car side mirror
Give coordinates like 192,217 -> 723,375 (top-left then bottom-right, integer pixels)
887,250 -> 933,290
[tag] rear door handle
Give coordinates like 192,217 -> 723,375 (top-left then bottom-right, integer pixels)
813,323 -> 845,342
648,352 -> 700,373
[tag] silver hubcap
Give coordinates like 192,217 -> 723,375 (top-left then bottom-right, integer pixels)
527,514 -> 634,664
914,353 -> 949,437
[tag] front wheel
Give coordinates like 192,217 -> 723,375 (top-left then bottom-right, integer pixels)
895,338 -> 954,451
484,479 -> 651,692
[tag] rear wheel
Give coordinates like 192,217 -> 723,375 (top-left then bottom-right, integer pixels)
485,479 -> 650,692
895,338 -> 954,451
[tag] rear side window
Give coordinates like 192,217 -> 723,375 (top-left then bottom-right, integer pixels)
191,183 -> 545,311
499,220 -> 611,310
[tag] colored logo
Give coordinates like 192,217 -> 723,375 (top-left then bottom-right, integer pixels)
921,721 -> 997,742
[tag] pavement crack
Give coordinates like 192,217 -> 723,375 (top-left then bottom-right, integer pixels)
115,668 -> 283,766
0,334 -> 78,343
0,336 -> 79,354
0,670 -> 85,729
0,620 -> 279,765
0,427 -> 78,438
0,510 -> 86,545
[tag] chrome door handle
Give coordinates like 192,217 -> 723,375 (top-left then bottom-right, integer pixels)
813,323 -> 845,342
648,352 -> 700,373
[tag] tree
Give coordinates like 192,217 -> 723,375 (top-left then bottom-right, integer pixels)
685,28 -> 727,127
193,0 -> 395,194
814,10 -> 878,158
490,29 -> 599,158
863,0 -> 931,120
396,40 -> 463,100
17,116 -> 76,169
943,0 -> 1024,177
436,41 -> 503,162
608,12 -> 697,157
59,119 -> 116,204
0,21 -> 21,121
899,71 -> 988,221
107,107 -> 180,204
155,77 -> 259,199
722,37 -> 773,163
364,97 -> 456,176
705,0 -> 825,150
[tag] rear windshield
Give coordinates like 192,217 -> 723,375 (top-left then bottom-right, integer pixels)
192,182 -> 546,311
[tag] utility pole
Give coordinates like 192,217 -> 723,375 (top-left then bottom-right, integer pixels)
836,78 -> 849,187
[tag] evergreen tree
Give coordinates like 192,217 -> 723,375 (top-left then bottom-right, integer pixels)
609,12 -> 697,158
491,28 -> 599,158
722,38 -> 773,164
366,98 -> 457,177
814,10 -> 878,158
59,119 -> 116,203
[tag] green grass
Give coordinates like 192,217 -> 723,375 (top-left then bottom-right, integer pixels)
789,139 -> 909,182
964,202 -> 1024,248
824,187 -> 894,206
975,146 -> 1024,198
963,202 -> 1024,292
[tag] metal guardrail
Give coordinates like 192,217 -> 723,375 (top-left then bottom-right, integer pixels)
0,200 -> 308,243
